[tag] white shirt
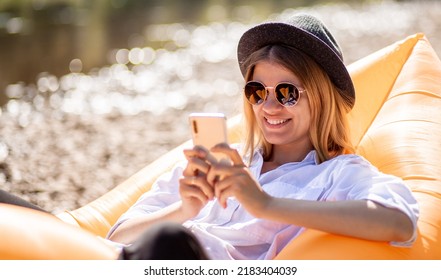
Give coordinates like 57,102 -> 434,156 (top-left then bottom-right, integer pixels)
107,148 -> 419,260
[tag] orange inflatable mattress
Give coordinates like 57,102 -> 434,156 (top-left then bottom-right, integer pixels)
1,33 -> 440,259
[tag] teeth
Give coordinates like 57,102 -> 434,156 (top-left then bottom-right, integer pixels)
266,118 -> 288,125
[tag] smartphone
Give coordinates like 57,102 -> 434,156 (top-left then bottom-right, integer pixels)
189,113 -> 229,162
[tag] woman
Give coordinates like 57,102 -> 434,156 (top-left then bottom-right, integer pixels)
107,13 -> 419,260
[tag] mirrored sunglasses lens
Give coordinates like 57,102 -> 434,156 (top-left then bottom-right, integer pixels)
245,82 -> 266,105
275,84 -> 300,106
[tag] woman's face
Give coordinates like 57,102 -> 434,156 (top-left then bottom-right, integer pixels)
251,61 -> 313,152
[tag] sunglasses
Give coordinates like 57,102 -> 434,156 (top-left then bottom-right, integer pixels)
244,81 -> 305,107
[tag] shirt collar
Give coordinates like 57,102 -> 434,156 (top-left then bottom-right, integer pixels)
251,148 -> 318,166
304,150 -> 319,165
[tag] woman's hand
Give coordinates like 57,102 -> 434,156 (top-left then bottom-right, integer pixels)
179,146 -> 215,219
207,144 -> 271,217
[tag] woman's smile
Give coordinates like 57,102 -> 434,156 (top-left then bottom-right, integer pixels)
264,116 -> 291,127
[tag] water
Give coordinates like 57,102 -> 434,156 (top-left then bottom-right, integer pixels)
0,0 -> 321,106
1,0 -> 440,116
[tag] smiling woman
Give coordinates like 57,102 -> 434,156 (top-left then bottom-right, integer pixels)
88,14 -> 418,260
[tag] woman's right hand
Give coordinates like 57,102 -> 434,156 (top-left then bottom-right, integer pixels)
179,146 -> 215,219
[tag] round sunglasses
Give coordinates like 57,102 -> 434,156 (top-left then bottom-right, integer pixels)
244,81 -> 305,107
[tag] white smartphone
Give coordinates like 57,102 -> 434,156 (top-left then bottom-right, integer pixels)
189,112 -> 229,162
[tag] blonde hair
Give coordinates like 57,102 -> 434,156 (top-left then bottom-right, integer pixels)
242,45 -> 354,164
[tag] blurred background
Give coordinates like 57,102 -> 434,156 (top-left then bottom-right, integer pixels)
0,0 -> 440,213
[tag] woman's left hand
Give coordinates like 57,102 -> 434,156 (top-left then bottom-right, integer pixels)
207,144 -> 271,217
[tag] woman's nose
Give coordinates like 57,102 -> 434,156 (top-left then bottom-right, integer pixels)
262,89 -> 283,112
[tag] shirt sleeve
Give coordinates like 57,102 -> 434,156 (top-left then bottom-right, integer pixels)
327,155 -> 420,247
106,161 -> 186,238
